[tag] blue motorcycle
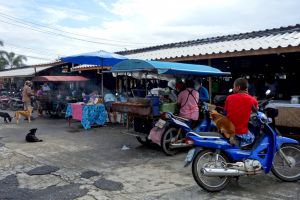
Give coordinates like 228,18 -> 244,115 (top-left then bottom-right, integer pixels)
157,102 -> 217,155
184,99 -> 300,192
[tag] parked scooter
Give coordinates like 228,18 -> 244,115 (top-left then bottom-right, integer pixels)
9,91 -> 24,111
156,102 -> 217,155
184,95 -> 300,192
0,95 -> 10,110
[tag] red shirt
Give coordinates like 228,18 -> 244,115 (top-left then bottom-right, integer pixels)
224,93 -> 258,134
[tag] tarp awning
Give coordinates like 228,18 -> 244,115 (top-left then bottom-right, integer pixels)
32,76 -> 89,82
111,59 -> 230,76
0,66 -> 53,78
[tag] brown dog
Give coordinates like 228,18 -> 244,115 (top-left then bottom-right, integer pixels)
210,110 -> 237,145
15,108 -> 33,124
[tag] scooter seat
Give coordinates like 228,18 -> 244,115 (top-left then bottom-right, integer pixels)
195,131 -> 224,138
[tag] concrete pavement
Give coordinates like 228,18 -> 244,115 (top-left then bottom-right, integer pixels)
0,111 -> 299,199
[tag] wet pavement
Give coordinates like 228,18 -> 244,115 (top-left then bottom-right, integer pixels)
0,110 -> 299,199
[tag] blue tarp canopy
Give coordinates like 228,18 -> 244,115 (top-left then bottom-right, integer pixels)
60,50 -> 128,66
111,59 -> 230,76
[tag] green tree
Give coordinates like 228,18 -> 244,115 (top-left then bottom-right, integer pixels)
1,52 -> 27,68
0,40 -> 6,70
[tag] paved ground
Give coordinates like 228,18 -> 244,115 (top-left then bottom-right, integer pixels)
0,110 -> 299,200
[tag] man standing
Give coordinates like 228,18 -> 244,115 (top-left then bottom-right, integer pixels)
22,81 -> 33,110
195,79 -> 209,102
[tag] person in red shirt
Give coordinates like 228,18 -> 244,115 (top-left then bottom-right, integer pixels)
224,78 -> 258,147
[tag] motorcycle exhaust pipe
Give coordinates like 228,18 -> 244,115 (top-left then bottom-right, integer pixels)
169,143 -> 193,149
201,168 -> 246,176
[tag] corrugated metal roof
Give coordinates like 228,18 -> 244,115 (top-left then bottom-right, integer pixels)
118,24 -> 300,60
71,64 -> 111,71
0,66 -> 52,78
28,60 -> 65,67
32,76 -> 89,82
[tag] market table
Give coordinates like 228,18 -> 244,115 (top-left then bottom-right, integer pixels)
65,103 -> 107,129
267,102 -> 300,128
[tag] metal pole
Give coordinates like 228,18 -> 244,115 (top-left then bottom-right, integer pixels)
125,73 -> 128,98
145,72 -> 148,96
208,59 -> 212,104
101,66 -> 104,98
101,59 -> 104,98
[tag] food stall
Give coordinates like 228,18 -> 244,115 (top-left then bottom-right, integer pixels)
110,59 -> 230,145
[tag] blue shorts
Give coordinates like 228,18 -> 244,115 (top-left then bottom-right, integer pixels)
236,131 -> 255,147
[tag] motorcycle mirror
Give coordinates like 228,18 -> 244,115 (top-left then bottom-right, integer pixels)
265,89 -> 271,96
228,88 -> 233,93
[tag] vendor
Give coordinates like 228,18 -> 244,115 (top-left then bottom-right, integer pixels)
104,91 -> 117,123
42,83 -> 51,92
177,79 -> 199,121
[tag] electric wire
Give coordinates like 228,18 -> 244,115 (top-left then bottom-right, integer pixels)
0,12 -> 155,45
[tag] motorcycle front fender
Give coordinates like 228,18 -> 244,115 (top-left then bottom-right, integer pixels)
276,136 -> 299,149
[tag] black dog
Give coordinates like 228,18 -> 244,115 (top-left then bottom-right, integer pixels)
26,128 -> 43,142
0,112 -> 12,123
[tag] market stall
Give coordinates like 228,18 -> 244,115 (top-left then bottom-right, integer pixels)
110,59 -> 230,145
65,103 -> 107,129
32,75 -> 89,118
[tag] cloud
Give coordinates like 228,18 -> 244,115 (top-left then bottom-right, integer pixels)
38,6 -> 91,24
0,0 -> 300,65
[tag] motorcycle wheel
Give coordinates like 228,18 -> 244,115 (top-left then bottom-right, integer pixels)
10,102 -> 18,111
161,127 -> 180,156
271,144 -> 300,182
32,101 -> 38,110
0,103 -> 7,110
136,136 -> 151,145
192,150 -> 229,192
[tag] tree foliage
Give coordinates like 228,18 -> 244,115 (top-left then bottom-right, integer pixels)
0,40 -> 27,69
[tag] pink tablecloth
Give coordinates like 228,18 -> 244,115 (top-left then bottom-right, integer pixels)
72,104 -> 83,120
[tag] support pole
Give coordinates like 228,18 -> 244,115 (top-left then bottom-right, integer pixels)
208,59 -> 212,104
101,66 -> 104,98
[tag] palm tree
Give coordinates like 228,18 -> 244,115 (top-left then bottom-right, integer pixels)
1,52 -> 27,68
0,40 -> 6,70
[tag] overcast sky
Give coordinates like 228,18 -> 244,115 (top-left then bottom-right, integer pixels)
0,0 -> 299,65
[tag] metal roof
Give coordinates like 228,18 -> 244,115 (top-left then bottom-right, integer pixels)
32,76 -> 89,82
117,24 -> 300,60
71,64 -> 112,71
0,66 -> 53,78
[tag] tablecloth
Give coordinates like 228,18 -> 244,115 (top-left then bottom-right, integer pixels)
66,103 -> 107,129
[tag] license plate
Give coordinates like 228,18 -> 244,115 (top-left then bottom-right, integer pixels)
185,148 -> 195,163
155,119 -> 166,129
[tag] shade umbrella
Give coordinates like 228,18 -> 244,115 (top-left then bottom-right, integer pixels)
60,50 -> 128,97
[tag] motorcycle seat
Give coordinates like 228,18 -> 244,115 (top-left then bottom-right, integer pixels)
195,131 -> 224,138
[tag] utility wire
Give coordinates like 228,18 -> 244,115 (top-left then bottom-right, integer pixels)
3,42 -> 58,57
0,12 -> 155,45
0,18 -> 129,48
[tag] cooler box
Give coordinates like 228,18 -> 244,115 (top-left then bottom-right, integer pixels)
159,102 -> 177,113
146,95 -> 160,116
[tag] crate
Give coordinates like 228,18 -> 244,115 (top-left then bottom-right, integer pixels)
159,102 -> 177,113
133,117 -> 154,134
